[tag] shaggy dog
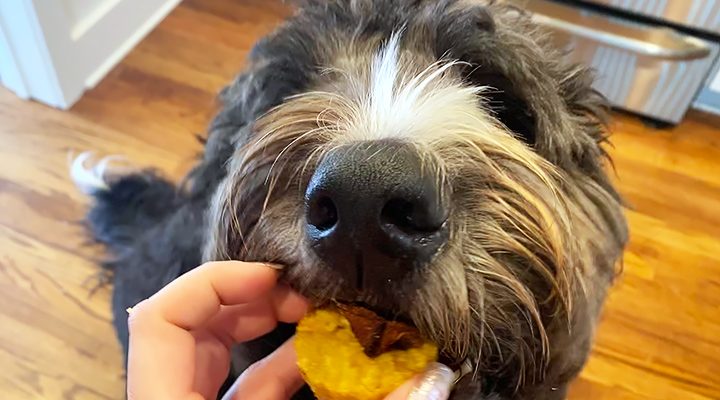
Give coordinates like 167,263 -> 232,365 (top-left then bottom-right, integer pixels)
73,0 -> 628,398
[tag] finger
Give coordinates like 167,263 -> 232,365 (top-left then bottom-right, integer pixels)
127,319 -> 197,400
385,363 -> 455,400
147,261 -> 281,330
272,284 -> 311,323
223,338 -> 304,400
191,330 -> 231,399
208,285 -> 310,346
127,261 -> 280,400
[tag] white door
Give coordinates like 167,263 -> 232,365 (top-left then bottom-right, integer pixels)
0,0 -> 181,109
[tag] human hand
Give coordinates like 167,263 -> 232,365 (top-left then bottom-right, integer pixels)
125,261 -> 453,400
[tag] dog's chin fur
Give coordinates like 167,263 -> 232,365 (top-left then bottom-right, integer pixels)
75,1 -> 627,399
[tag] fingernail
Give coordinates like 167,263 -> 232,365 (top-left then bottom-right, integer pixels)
409,362 -> 455,400
264,263 -> 285,270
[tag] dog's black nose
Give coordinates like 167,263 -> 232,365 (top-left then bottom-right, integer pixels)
305,140 -> 449,290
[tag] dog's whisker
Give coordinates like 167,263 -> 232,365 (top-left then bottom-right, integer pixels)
264,126 -> 327,185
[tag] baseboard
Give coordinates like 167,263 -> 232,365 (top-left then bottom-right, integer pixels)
692,102 -> 720,116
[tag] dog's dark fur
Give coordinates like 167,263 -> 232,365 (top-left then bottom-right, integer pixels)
77,1 -> 628,399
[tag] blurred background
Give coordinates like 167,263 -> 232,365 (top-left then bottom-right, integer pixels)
0,0 -> 718,399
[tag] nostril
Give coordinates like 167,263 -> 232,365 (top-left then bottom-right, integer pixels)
381,198 -> 416,234
381,198 -> 441,234
308,195 -> 338,231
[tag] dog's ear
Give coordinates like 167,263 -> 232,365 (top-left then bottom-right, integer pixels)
431,4 -> 538,146
556,64 -> 610,151
199,29 -> 318,175
211,25 -> 318,138
199,35 -> 318,262
214,57 -> 312,137
467,68 -> 537,146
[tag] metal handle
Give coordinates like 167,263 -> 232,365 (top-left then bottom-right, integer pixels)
522,0 -> 711,61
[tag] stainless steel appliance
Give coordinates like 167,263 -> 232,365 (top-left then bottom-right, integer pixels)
521,0 -> 720,124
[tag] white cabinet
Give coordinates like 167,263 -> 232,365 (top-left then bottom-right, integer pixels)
0,0 -> 181,109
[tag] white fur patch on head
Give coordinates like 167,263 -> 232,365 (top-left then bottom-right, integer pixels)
346,31 -> 493,142
69,152 -> 125,194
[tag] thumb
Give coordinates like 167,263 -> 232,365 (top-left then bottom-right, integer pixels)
222,338 -> 304,400
384,363 -> 455,400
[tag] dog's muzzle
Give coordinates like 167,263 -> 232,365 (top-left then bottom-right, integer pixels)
304,140 -> 450,291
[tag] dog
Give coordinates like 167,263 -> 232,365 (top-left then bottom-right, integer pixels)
73,0 -> 628,398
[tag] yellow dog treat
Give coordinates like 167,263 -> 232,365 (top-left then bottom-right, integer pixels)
295,305 -> 437,400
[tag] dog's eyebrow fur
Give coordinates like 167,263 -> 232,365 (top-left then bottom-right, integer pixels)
327,30 -> 488,143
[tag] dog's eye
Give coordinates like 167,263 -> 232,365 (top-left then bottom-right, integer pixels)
472,72 -> 537,146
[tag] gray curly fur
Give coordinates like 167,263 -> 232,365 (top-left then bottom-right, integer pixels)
82,1 -> 627,399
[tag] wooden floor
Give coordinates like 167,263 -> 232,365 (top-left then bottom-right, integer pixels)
1,1 -> 719,399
